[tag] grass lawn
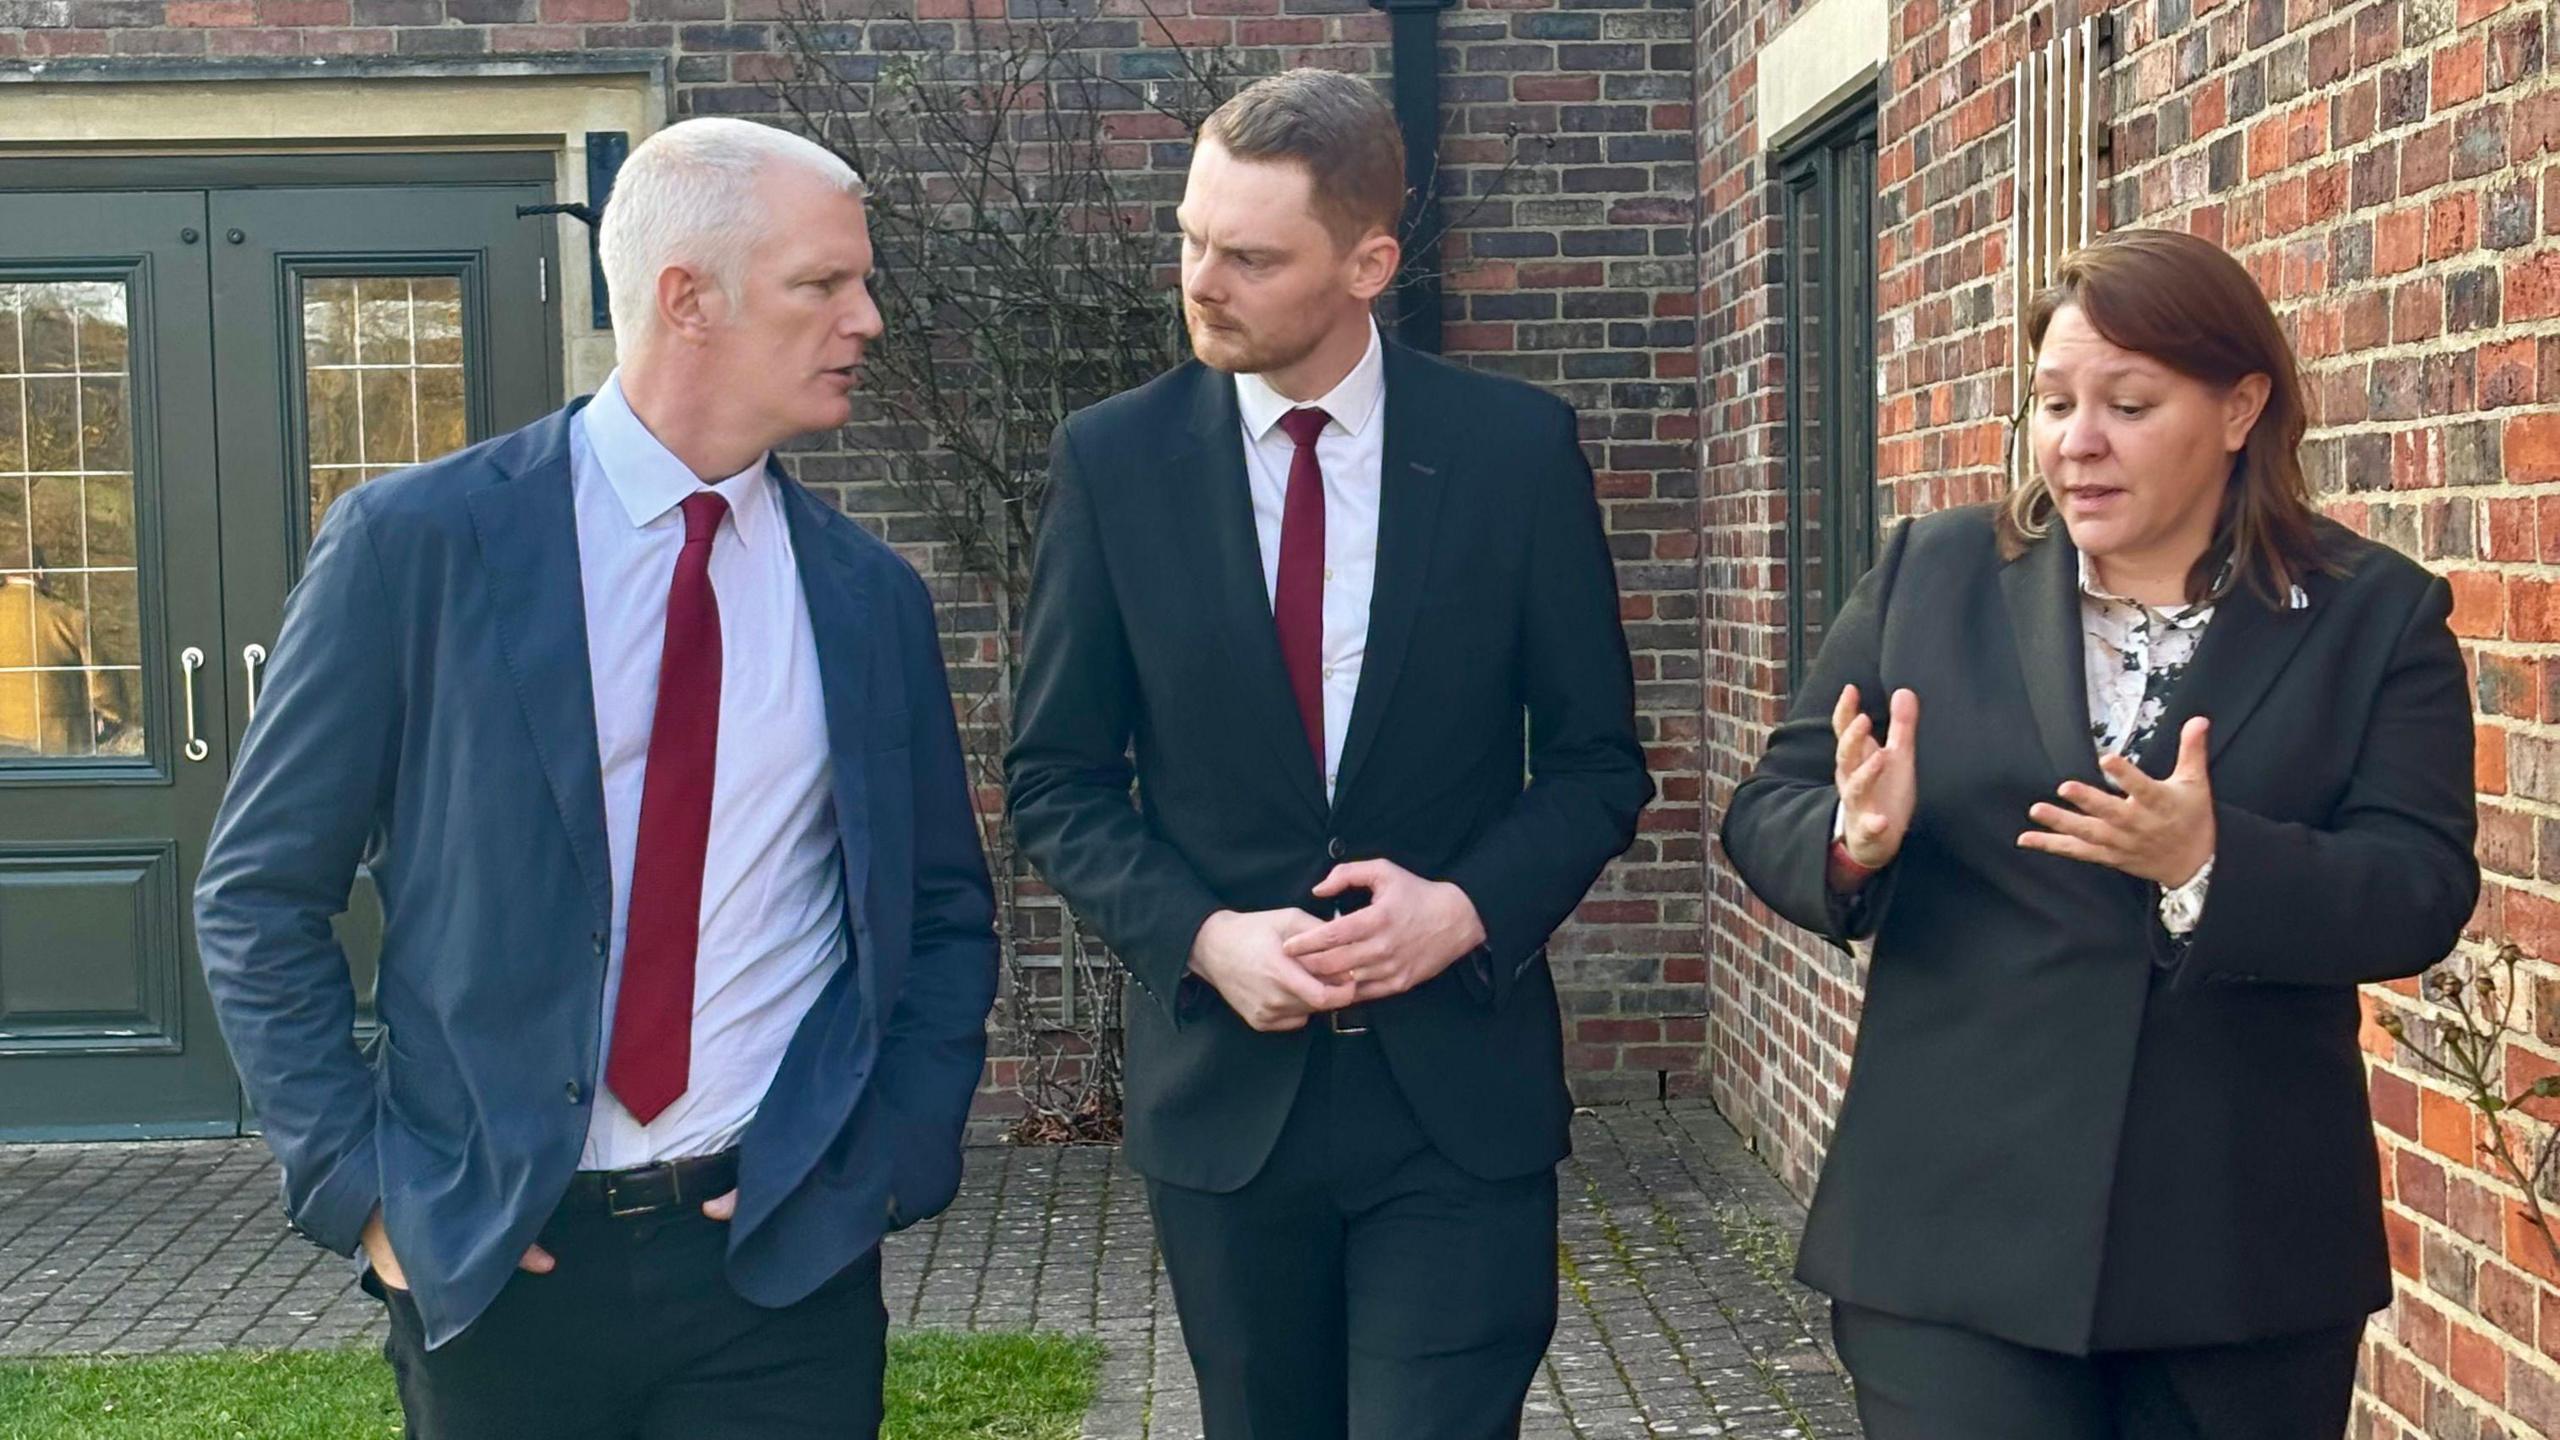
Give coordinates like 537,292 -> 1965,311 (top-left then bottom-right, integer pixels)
0,1330 -> 1102,1440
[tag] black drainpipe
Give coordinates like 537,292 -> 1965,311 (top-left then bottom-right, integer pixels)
1371,0 -> 1456,353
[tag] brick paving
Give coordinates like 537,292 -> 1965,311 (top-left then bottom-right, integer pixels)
0,1101 -> 1857,1438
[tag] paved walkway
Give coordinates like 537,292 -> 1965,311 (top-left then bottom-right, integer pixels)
0,1102 -> 1858,1439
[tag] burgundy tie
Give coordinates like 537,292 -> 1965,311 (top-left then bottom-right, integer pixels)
607,489 -> 728,1125
1274,407 -> 1330,766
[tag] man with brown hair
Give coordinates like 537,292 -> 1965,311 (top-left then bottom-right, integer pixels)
1007,68 -> 1653,1437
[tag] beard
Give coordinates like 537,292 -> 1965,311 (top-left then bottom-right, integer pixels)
1183,303 -> 1323,378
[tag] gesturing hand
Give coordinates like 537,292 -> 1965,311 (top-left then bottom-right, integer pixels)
1835,684 -> 1919,869
1189,907 -> 1356,1032
2019,716 -> 2217,887
1282,860 -> 1487,1003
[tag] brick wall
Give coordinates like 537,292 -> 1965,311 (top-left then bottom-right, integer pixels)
0,0 -> 1707,1107
2110,0 -> 2560,1430
1702,0 -> 2560,1429
1695,0 -> 1844,1199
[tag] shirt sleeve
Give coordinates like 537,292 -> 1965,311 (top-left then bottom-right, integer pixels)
2159,856 -> 2214,936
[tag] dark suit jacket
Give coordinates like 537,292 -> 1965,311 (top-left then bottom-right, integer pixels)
1721,504 -> 2478,1355
196,401 -> 999,1348
1005,342 -> 1654,1192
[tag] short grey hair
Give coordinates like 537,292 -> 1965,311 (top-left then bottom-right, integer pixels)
598,117 -> 866,342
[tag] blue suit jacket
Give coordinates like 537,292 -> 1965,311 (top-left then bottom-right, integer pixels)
196,400 -> 999,1348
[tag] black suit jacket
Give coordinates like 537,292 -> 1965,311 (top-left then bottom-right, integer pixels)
1005,341 -> 1654,1192
1721,505 -> 2478,1355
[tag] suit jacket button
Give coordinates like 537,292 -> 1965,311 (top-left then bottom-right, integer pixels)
565,1081 -> 585,1105
1327,837 -> 1346,860
592,933 -> 606,956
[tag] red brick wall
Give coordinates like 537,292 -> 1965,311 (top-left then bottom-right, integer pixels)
1695,0 -> 1849,1198
1702,0 -> 2560,1428
0,2 -> 1709,1106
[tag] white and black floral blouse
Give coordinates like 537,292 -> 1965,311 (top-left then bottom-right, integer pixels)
2077,555 -> 2215,934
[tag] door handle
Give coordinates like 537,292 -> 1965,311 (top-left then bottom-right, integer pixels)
243,644 -> 268,717
180,646 -> 209,762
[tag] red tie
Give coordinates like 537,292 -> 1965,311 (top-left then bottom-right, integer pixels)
1274,407 -> 1330,766
607,489 -> 727,1125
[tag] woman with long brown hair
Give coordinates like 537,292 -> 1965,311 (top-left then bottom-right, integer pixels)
1720,228 -> 2478,1437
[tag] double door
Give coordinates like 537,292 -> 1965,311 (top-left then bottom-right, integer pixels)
0,159 -> 559,1136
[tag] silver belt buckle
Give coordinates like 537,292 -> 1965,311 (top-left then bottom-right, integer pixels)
1329,1009 -> 1369,1036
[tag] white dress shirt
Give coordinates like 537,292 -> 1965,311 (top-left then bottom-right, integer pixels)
572,373 -> 847,1170
1235,321 -> 1386,803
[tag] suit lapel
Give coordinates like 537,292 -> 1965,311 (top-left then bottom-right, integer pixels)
1172,367 -> 1330,823
1999,528 -> 2106,790
1334,343 -> 1452,805
465,404 -> 612,928
2129,569 -> 2322,778
777,473 -> 882,1013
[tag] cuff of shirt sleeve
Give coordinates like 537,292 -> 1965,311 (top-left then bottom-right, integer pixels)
2159,856 -> 2214,936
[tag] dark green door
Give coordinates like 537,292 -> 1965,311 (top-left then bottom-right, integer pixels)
0,164 -> 558,1139
0,194 -> 235,1137
208,183 -> 559,1091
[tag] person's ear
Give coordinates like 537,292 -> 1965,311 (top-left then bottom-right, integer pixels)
1346,230 -> 1402,305
2223,373 -> 2272,454
657,262 -> 721,343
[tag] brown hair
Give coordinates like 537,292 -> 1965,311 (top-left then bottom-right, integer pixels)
1200,68 -> 1407,247
2004,227 -> 2340,607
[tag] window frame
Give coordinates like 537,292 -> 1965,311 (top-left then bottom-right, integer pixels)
1775,94 -> 1881,700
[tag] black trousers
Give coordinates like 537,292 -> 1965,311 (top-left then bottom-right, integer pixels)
1145,1025 -> 1559,1440
369,1197 -> 887,1440
1832,1302 -> 2364,1440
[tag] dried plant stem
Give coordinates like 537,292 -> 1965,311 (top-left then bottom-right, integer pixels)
2378,942 -> 2560,1280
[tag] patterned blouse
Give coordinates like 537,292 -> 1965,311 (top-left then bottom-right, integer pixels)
2077,555 -> 2215,934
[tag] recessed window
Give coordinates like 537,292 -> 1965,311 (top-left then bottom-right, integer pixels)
1776,97 -> 1879,697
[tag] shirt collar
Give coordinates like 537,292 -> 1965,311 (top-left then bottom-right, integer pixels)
583,369 -> 774,551
2076,552 -> 2215,628
1234,319 -> 1385,444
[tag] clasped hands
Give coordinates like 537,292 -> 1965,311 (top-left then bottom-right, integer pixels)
1188,860 -> 1487,1032
1830,683 -> 2215,888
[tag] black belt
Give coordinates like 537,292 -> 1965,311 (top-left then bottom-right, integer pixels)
561,1148 -> 740,1220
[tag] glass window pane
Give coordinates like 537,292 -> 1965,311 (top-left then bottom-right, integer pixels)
416,285 -> 462,367
355,278 -> 415,368
306,365 -> 360,469
22,285 -> 77,374
303,277 -> 356,368
1780,110 -> 1881,699
300,275 -> 471,539
417,365 -> 466,457
0,280 -> 144,762
74,284 -> 129,374
1791,177 -> 1829,674
81,376 -> 129,474
0,378 -> 21,476
27,475 -> 83,570
85,475 -> 134,570
25,375 -> 78,473
359,369 -> 415,465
